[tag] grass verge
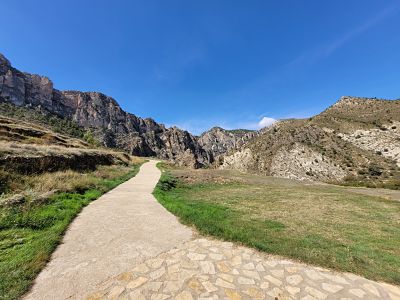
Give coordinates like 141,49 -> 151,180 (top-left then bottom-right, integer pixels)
154,163 -> 400,285
0,163 -> 142,300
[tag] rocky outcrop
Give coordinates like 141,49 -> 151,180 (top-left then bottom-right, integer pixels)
217,148 -> 255,172
220,97 -> 400,183
338,121 -> 400,167
198,127 -> 257,163
269,143 -> 347,181
0,53 -> 208,166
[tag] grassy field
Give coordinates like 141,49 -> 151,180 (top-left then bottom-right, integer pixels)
0,162 -> 144,300
154,163 -> 400,285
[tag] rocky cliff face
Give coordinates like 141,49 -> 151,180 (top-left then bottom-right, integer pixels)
198,127 -> 257,163
0,53 -> 209,167
220,97 -> 400,184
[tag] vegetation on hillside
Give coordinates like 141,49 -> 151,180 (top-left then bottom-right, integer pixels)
0,115 -> 132,177
226,128 -> 255,134
0,102 -> 85,139
314,97 -> 400,132
0,102 -> 106,147
154,163 -> 400,285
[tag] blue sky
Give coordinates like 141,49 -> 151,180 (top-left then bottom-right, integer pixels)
1,1 -> 399,134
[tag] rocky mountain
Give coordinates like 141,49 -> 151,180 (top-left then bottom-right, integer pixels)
220,96 -> 400,186
0,53 -> 209,167
198,127 -> 257,163
2,53 -> 399,184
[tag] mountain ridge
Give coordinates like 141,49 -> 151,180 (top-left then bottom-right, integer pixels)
220,96 -> 400,187
2,52 -> 399,187
0,53 -> 212,167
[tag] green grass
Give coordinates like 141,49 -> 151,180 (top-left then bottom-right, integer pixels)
0,164 -> 141,300
154,166 -> 400,285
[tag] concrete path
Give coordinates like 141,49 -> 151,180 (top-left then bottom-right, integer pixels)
25,160 -> 193,300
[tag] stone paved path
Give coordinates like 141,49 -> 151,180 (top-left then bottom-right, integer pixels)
25,160 -> 193,300
86,238 -> 400,300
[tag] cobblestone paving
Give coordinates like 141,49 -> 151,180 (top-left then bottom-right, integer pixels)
85,238 -> 400,300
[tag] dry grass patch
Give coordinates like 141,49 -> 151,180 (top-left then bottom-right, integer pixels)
0,162 -> 145,206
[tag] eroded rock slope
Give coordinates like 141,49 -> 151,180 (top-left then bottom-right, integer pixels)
220,97 -> 400,184
198,127 -> 257,163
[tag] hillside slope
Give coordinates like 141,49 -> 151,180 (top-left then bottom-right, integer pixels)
0,115 -> 132,175
220,96 -> 400,186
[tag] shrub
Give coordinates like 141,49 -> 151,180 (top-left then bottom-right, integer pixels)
368,165 -> 383,176
158,175 -> 178,191
0,169 -> 9,194
358,169 -> 366,175
83,130 -> 100,146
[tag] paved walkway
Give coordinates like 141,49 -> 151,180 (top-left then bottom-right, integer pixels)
25,160 -> 193,300
26,161 -> 400,300
86,238 -> 400,300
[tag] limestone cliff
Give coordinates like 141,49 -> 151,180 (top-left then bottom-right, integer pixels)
0,53 -> 208,167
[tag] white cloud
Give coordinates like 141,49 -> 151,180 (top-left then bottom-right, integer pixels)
257,116 -> 276,129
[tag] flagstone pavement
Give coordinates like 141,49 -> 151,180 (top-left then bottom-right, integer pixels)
86,238 -> 400,300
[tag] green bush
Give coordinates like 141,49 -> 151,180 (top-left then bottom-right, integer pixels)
368,164 -> 383,176
83,130 -> 100,146
157,175 -> 178,191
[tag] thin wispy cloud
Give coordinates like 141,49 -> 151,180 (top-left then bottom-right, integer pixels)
324,4 -> 400,57
288,2 -> 400,68
200,2 -> 400,123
